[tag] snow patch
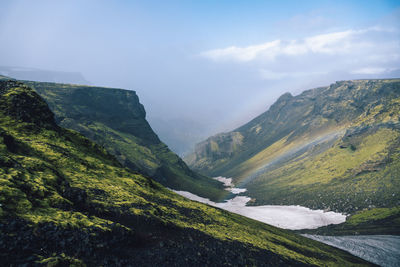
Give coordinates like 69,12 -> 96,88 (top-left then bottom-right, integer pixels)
172,190 -> 346,230
213,176 -> 233,187
213,176 -> 247,194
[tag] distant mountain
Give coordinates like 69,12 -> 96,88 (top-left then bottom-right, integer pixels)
0,66 -> 89,84
186,79 -> 400,216
9,79 -> 226,201
0,79 -> 370,266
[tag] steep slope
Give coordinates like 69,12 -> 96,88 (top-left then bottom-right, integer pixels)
0,80 -> 371,266
186,79 -> 400,215
15,79 -> 225,201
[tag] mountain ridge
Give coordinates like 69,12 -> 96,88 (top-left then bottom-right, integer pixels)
186,79 -> 400,216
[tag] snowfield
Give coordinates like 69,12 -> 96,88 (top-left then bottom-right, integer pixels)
173,189 -> 346,230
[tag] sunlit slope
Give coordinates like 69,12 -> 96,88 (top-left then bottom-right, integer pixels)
246,124 -> 400,213
187,80 -> 400,213
19,79 -> 226,201
0,80 -> 371,266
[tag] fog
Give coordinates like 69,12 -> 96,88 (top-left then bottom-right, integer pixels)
1,0 -> 399,154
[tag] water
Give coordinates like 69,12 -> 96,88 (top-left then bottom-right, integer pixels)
303,235 -> 400,267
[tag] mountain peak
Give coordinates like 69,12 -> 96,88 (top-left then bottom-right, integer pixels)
276,92 -> 293,102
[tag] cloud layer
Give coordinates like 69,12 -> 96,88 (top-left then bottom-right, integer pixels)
201,27 -> 399,79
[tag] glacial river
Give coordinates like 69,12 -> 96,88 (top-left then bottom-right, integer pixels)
173,177 -> 400,266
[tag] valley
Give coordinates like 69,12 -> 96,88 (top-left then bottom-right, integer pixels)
2,1 -> 399,266
0,79 -> 374,265
1,77 -> 398,266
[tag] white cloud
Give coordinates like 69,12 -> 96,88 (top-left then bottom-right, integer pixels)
200,26 -> 400,82
201,27 -> 396,62
201,40 -> 281,62
303,30 -> 353,54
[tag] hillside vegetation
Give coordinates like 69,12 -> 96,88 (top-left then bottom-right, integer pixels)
186,80 -> 400,217
13,79 -> 226,201
300,207 -> 400,236
0,80 -> 372,265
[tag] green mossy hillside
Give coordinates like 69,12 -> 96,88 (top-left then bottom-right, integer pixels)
0,80 -> 371,266
20,80 -> 226,201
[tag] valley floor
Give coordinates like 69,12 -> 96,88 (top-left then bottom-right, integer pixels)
174,177 -> 400,266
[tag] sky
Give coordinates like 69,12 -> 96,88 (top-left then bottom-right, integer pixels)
1,0 -> 399,154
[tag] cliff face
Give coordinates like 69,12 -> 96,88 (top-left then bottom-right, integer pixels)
0,79 -> 369,266
20,80 -> 225,201
186,79 -> 400,213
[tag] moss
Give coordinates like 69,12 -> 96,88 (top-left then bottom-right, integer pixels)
347,207 -> 400,225
37,254 -> 86,267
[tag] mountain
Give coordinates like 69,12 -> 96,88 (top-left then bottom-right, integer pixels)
186,79 -> 400,217
0,66 -> 89,85
0,79 -> 371,265
9,79 -> 226,201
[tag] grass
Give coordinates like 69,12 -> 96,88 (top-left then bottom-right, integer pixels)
300,207 -> 400,236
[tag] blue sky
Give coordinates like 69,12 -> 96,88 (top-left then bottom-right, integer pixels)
1,0 -> 399,153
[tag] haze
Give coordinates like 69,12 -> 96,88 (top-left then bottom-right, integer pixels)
1,0 -> 399,155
